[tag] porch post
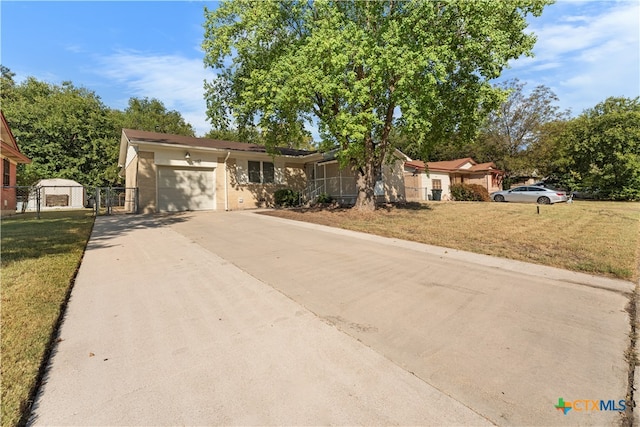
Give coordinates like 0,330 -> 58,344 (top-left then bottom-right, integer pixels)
224,152 -> 230,211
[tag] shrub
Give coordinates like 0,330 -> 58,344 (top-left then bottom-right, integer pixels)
450,183 -> 490,202
316,192 -> 333,204
274,188 -> 300,207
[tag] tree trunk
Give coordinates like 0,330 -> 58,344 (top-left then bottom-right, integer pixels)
353,164 -> 376,211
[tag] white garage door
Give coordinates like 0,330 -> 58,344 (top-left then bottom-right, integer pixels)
157,167 -> 215,212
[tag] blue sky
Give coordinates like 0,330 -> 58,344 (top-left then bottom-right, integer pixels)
2,1 -> 639,137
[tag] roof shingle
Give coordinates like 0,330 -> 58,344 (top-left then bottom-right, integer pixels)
123,129 -> 317,157
406,158 -> 501,173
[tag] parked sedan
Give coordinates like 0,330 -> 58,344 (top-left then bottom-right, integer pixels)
491,186 -> 568,204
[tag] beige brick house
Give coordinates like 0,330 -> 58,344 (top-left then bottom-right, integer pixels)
404,157 -> 503,201
118,129 -> 406,213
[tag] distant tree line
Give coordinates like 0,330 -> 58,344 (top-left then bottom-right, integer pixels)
1,65 -> 195,187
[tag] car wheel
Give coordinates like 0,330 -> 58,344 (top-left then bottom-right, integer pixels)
537,196 -> 551,204
494,194 -> 505,202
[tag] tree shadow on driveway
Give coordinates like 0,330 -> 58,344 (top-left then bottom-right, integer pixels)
86,212 -> 194,251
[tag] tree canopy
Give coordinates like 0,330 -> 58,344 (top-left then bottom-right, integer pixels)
1,76 -> 119,186
477,79 -> 569,180
113,97 -> 195,136
203,0 -> 551,209
558,97 -> 640,200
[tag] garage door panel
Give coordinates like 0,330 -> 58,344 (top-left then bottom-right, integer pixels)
158,167 -> 215,212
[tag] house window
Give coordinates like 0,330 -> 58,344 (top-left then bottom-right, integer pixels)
432,179 -> 442,190
248,161 -> 275,184
263,162 -> 275,183
2,159 -> 10,187
248,161 -> 261,183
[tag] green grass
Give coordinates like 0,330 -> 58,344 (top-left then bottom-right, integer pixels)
1,210 -> 94,427
263,200 -> 640,281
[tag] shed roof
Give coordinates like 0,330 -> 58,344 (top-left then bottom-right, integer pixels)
36,178 -> 83,187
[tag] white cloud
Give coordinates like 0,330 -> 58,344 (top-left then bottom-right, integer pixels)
503,1 -> 639,115
65,44 -> 86,54
97,50 -> 217,136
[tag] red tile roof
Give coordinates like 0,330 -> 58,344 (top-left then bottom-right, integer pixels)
469,162 -> 498,172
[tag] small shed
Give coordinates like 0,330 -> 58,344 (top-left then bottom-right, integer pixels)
35,178 -> 86,210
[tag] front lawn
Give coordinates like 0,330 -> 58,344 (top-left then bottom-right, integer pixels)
1,210 -> 94,427
263,201 -> 640,281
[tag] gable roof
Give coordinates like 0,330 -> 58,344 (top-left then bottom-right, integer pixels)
122,129 -> 317,157
423,157 -> 476,172
468,162 -> 498,172
406,158 -> 501,174
0,111 -> 31,164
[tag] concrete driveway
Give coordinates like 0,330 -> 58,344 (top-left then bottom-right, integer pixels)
30,210 -> 634,426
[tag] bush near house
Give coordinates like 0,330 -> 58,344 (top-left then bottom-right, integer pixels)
315,193 -> 334,205
274,189 -> 301,207
450,183 -> 490,202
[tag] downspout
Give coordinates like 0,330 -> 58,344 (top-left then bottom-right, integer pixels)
224,151 -> 230,211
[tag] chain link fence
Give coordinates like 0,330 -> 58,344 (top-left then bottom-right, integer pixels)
2,186 -> 138,218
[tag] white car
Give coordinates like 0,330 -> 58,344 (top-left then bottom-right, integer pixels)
491,186 -> 568,204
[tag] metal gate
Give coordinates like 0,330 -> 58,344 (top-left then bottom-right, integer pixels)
89,187 -> 139,216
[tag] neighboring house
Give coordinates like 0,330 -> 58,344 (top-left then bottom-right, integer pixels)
0,111 -> 31,216
404,157 -> 503,201
508,173 -> 541,188
118,129 -> 407,213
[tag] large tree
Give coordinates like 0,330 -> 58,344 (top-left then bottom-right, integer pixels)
560,97 -> 640,200
475,79 -> 569,184
113,97 -> 196,136
1,77 -> 120,186
524,119 -> 570,180
203,0 -> 551,210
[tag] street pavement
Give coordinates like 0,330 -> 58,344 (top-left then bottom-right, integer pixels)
30,210 -> 635,426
